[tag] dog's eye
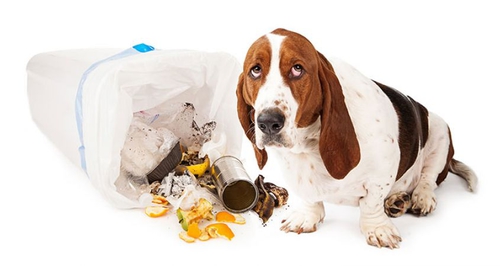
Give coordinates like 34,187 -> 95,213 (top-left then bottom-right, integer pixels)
250,65 -> 262,79
290,64 -> 303,78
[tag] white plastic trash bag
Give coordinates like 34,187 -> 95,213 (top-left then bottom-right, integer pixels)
26,44 -> 243,209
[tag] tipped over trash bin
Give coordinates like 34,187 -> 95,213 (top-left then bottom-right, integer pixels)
27,45 -> 244,209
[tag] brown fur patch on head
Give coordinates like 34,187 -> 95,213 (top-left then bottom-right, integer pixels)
271,28 -> 323,128
236,35 -> 272,169
271,28 -> 361,179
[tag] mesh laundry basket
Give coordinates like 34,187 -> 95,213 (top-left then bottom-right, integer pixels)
26,44 -> 243,208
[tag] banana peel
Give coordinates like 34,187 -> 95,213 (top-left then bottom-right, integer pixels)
253,175 -> 289,224
177,198 -> 214,231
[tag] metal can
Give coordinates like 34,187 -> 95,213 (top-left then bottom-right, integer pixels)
211,156 -> 259,213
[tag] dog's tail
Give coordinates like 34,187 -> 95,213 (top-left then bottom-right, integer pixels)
449,159 -> 478,192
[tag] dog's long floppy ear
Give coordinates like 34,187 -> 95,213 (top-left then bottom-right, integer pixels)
236,73 -> 268,169
317,52 -> 361,179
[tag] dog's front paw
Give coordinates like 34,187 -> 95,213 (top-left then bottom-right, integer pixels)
280,202 -> 325,234
361,222 -> 402,249
410,185 -> 437,216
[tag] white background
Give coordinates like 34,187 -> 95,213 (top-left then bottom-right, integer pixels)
1,0 -> 499,265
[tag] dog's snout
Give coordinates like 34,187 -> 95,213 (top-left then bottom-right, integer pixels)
257,109 -> 285,135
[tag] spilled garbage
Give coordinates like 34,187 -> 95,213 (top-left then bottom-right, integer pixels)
116,102 -> 288,242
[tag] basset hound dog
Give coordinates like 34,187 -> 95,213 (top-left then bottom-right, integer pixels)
236,28 -> 478,249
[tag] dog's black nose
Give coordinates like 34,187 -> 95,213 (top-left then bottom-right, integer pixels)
257,109 -> 285,135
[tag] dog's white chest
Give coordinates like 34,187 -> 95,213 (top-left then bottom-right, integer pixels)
276,148 -> 366,206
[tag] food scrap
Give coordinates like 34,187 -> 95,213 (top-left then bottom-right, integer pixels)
152,195 -> 169,205
176,210 -> 245,243
179,222 -> 235,243
175,148 -> 210,177
205,223 -> 235,240
216,211 -> 246,224
178,231 -> 197,243
144,195 -> 170,217
187,222 -> 203,238
145,206 -> 169,218
176,198 -> 214,231
253,175 -> 289,224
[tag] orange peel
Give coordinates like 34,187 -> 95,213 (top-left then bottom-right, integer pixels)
178,222 -> 236,242
145,205 -> 169,218
187,222 -> 203,239
205,223 -> 235,240
216,211 -> 246,224
198,230 -> 211,241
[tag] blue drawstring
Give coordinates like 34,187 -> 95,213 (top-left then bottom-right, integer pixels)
75,43 -> 155,173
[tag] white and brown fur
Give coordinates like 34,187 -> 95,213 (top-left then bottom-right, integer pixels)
236,28 -> 477,249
